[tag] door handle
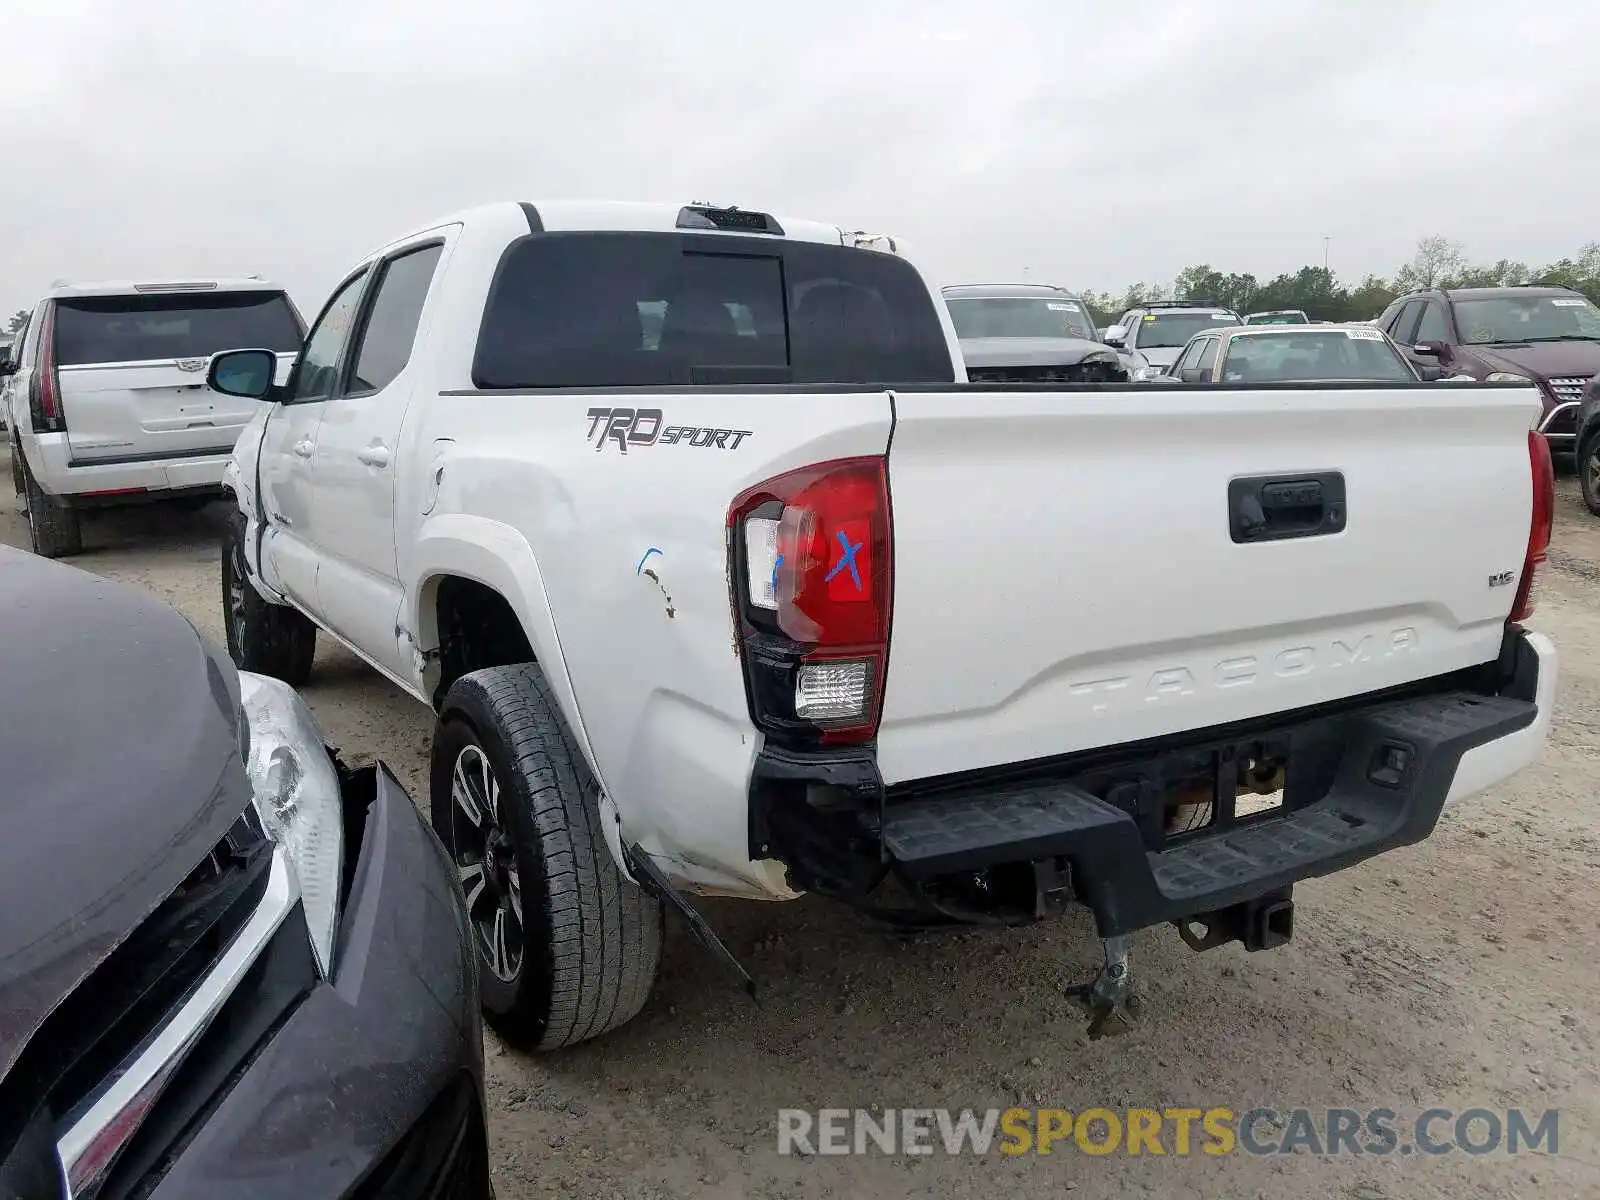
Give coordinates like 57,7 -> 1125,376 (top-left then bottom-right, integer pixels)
358,443 -> 391,469
292,439 -> 314,459
1228,473 -> 1346,543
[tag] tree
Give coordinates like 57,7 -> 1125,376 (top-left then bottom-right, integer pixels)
1533,243 -> 1600,302
1077,290 -> 1121,326
6,310 -> 27,335
1346,275 -> 1397,320
1113,282 -> 1170,313
1080,236 -> 1600,330
1392,236 -> 1467,292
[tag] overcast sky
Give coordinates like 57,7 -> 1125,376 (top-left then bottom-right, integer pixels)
4,0 -> 1599,316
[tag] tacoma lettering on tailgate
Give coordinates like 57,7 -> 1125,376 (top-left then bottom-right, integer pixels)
1067,628 -> 1420,716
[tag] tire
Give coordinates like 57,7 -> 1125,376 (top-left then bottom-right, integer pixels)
1581,434 -> 1600,517
431,663 -> 664,1051
221,509 -> 317,686
20,452 -> 82,558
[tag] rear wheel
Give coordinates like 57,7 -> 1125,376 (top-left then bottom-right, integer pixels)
21,454 -> 82,558
431,662 -> 663,1051
1581,434 -> 1600,517
222,509 -> 317,685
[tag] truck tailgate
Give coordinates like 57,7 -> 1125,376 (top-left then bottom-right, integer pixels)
876,383 -> 1541,785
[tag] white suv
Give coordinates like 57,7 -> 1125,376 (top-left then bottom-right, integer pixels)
3,278 -> 303,556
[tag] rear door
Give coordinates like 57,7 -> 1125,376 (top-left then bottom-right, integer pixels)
54,289 -> 302,464
877,382 -> 1542,785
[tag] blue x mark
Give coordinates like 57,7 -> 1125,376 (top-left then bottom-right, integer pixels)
824,530 -> 864,591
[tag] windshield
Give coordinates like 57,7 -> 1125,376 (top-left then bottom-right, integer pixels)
946,296 -> 1096,341
1221,330 -> 1415,383
53,291 -> 303,365
1133,312 -> 1236,349
1450,294 -> 1600,345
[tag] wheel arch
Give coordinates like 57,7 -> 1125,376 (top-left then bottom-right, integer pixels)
410,515 -> 598,781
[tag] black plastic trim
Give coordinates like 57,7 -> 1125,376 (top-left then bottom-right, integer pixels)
98,907 -> 318,1200
747,631 -> 1542,936
66,445 -> 233,468
517,202 -> 544,233
878,685 -> 1536,937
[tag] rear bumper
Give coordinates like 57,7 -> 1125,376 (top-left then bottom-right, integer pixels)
880,632 -> 1552,937
754,630 -> 1554,939
22,431 -> 231,498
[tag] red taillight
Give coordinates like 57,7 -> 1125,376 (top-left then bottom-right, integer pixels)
729,456 -> 893,745
1511,429 -> 1554,623
28,302 -> 63,432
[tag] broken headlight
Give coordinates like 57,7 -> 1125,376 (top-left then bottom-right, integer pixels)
237,671 -> 344,977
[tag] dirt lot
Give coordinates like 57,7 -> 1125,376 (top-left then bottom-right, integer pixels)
3,454 -> 1597,1199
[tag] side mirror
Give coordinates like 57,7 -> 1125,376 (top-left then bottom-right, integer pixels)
1103,325 -> 1128,348
1415,361 -> 1443,381
208,348 -> 278,400
1179,367 -> 1207,383
1412,340 -> 1444,357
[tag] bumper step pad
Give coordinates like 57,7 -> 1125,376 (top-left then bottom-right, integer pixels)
881,690 -> 1536,936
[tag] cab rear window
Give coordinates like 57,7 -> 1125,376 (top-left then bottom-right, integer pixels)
53,292 -> 303,365
473,231 -> 955,388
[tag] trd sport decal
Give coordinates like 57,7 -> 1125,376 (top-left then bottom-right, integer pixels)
585,407 -> 754,454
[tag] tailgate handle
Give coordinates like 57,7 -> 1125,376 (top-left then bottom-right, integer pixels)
1229,473 -> 1345,543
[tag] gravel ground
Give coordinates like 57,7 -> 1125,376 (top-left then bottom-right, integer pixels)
4,451 -> 1597,1199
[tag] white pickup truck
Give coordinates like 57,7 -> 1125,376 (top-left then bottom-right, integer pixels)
211,199 -> 1558,1048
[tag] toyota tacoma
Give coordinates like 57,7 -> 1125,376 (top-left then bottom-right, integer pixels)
208,199 -> 1557,1046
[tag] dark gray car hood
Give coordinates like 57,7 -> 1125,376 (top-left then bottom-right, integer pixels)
0,549 -> 249,1083
958,335 -> 1116,368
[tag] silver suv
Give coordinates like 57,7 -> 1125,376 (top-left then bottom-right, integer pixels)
1103,301 -> 1240,380
3,278 -> 303,556
944,283 -> 1127,383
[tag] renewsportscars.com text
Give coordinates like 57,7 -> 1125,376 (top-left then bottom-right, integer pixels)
776,1106 -> 1560,1158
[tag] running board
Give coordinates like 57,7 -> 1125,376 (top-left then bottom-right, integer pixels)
626,844 -> 757,1000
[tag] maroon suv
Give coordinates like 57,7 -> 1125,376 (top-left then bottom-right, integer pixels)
1377,285 -> 1600,462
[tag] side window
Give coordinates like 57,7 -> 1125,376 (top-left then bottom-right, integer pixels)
6,316 -> 30,365
1387,301 -> 1422,344
285,270 -> 369,404
1414,301 -> 1447,343
14,309 -> 40,367
1196,337 -> 1220,373
1174,339 -> 1204,371
347,244 -> 444,395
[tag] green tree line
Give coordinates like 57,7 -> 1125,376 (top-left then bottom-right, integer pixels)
1079,236 -> 1600,326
